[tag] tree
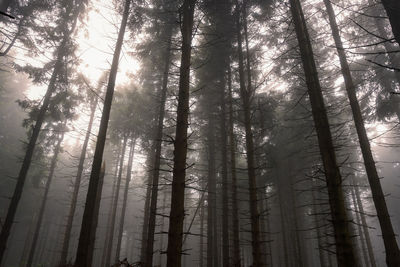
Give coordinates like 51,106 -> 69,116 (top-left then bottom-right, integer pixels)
0,0 -> 87,263
59,74 -> 105,266
381,0 -> 400,45
74,0 -> 131,265
234,1 -> 264,265
322,0 -> 400,265
288,0 -> 358,265
166,0 -> 196,266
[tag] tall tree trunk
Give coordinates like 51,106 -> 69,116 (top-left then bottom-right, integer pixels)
140,151 -> 154,264
228,66 -> 241,267
26,130 -> 65,267
115,139 -> 136,261
59,94 -> 99,266
235,3 -> 264,266
311,180 -> 327,267
144,24 -> 173,267
381,0 -> 400,45
199,191 -> 205,267
351,186 -> 370,267
323,1 -> 400,265
219,57 -> 230,267
166,0 -> 196,266
159,190 -> 167,266
104,135 -> 128,266
289,0 -> 358,265
207,118 -> 217,267
101,144 -> 122,267
0,4 -> 81,262
74,1 -> 130,265
353,180 -> 377,267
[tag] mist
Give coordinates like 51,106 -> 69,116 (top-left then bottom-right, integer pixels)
0,0 -> 400,266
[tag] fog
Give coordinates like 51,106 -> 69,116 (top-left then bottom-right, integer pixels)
0,0 -> 400,266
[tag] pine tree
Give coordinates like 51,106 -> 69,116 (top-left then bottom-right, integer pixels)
166,0 -> 196,266
74,1 -> 131,265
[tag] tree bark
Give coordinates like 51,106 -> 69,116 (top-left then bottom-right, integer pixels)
140,151 -> 153,265
228,66 -> 241,267
381,0 -> 400,45
166,0 -> 196,266
289,0 -> 358,265
104,135 -> 128,266
101,144 -> 122,267
74,1 -> 130,265
235,2 -> 264,266
115,138 -> 136,261
353,180 -> 377,267
323,1 -> 400,265
59,93 -> 99,266
0,3 -> 81,263
144,24 -> 173,267
26,130 -> 65,267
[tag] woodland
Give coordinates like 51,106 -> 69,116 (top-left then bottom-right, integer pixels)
0,0 -> 400,266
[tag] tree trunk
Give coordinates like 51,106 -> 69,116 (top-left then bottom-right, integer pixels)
323,1 -> 400,265
228,66 -> 241,267
159,190 -> 167,266
104,135 -> 128,266
26,130 -> 65,267
311,180 -> 327,267
381,0 -> 400,45
101,144 -> 122,267
199,191 -> 205,267
235,3 -> 264,266
115,139 -> 136,261
166,0 -> 196,266
289,0 -> 358,265
144,24 -> 173,267
219,52 -> 230,267
351,186 -> 370,267
353,180 -> 377,267
0,4 -> 81,262
140,151 -> 154,265
74,1 -> 130,265
206,119 -> 217,267
59,94 -> 99,266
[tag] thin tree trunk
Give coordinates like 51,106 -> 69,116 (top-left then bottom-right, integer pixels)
311,181 -> 327,267
166,0 -> 196,266
381,0 -> 400,45
101,144 -> 122,267
351,186 -> 370,267
74,1 -> 130,265
104,135 -> 128,267
235,3 -> 264,266
59,94 -> 99,267
26,130 -> 65,267
289,0 -> 358,265
115,139 -> 136,261
353,181 -> 377,267
199,191 -> 205,267
228,66 -> 241,267
219,60 -> 230,267
323,1 -> 400,265
0,4 -> 80,262
144,24 -> 173,267
140,152 -> 153,265
207,118 -> 217,267
159,190 -> 167,266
